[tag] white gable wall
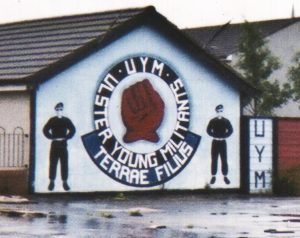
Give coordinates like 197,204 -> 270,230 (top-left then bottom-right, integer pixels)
266,21 -> 300,117
35,25 -> 240,193
231,21 -> 300,117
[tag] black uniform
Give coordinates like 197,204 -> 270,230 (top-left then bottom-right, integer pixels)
206,117 -> 233,176
43,117 -> 76,181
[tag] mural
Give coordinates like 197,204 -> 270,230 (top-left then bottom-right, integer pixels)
43,102 -> 76,191
206,104 -> 233,185
82,56 -> 201,187
249,118 -> 273,193
35,26 -> 241,192
121,79 -> 164,143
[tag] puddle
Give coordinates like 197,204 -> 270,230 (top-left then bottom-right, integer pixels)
48,214 -> 68,224
264,229 -> 295,234
283,219 -> 300,223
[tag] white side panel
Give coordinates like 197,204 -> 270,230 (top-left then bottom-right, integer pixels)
35,26 -> 241,193
249,118 -> 273,194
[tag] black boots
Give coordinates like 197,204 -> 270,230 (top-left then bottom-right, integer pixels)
48,180 -> 70,191
210,176 -> 216,184
224,176 -> 231,185
48,180 -> 55,191
210,176 -> 231,185
63,181 -> 70,191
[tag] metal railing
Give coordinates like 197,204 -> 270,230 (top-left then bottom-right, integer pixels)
0,127 -> 27,168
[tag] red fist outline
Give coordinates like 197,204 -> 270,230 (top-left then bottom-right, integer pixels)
121,79 -> 165,143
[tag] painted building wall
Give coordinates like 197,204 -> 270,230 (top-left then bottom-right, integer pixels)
35,25 -> 241,193
263,22 -> 300,117
277,118 -> 300,194
231,21 -> 300,117
278,119 -> 300,171
0,90 -> 30,194
249,118 -> 273,194
0,91 -> 31,167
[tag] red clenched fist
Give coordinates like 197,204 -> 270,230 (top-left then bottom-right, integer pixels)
121,79 -> 165,143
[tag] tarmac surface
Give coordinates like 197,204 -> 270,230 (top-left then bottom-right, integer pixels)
0,193 -> 299,237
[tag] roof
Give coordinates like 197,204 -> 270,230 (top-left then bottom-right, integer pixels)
0,7 -> 146,83
183,17 -> 300,59
0,6 -> 256,96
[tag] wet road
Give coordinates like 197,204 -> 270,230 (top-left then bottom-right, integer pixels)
0,193 -> 299,237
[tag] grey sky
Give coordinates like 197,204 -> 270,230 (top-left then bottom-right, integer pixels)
0,0 -> 298,28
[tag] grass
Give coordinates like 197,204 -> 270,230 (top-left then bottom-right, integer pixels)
100,212 -> 115,219
129,209 -> 143,217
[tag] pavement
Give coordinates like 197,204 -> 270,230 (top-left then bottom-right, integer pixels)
0,192 -> 299,237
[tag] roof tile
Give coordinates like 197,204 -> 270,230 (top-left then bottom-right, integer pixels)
0,7 -> 146,81
183,17 -> 300,59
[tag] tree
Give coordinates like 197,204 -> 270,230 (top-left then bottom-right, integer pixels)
288,52 -> 300,102
236,21 -> 292,116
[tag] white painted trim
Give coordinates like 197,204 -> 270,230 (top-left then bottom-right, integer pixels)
0,85 -> 27,92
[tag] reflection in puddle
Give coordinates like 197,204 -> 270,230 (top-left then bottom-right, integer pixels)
85,218 -> 100,229
48,214 -> 68,224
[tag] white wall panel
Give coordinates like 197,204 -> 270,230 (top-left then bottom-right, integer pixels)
249,118 -> 273,194
35,26 -> 241,193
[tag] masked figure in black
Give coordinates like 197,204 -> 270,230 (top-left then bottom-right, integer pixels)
43,102 -> 76,191
206,104 -> 233,185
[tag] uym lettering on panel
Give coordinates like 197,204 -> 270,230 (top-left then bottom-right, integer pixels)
249,118 -> 273,194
